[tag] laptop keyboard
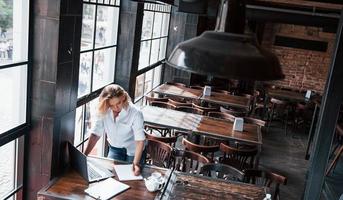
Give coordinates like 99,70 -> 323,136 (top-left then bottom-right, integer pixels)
88,165 -> 102,179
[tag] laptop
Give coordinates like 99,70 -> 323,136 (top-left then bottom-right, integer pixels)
68,142 -> 114,183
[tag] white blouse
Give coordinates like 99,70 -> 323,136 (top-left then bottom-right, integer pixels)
90,102 -> 145,156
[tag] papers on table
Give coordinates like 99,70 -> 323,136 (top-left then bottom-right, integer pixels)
114,164 -> 143,181
85,178 -> 130,200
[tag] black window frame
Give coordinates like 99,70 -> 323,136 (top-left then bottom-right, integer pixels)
75,0 -> 121,152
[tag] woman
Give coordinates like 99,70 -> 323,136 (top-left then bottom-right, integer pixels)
84,84 -> 145,176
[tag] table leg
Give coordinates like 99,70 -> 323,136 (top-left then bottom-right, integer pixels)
305,104 -> 318,160
255,144 -> 262,169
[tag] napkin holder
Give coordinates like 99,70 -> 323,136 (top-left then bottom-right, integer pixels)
203,85 -> 211,96
233,117 -> 244,132
305,90 -> 312,101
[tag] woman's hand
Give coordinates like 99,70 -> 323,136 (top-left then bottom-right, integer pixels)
132,163 -> 141,176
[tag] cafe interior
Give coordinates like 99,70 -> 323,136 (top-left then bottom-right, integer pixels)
1,0 -> 343,199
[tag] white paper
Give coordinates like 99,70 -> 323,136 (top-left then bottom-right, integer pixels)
113,164 -> 143,181
203,86 -> 211,96
85,178 -> 130,200
305,90 -> 312,99
233,117 -> 244,132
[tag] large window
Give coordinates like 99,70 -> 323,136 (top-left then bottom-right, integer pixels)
75,0 -> 120,154
0,0 -> 30,199
78,0 -> 120,98
134,3 -> 171,101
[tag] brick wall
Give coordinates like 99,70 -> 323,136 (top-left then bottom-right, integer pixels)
261,23 -> 336,94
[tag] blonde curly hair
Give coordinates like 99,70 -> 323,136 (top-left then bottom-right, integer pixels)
98,84 -> 131,115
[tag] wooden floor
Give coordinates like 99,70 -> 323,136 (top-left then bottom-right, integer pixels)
258,121 -> 310,200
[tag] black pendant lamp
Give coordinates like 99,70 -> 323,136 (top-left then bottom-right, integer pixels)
166,0 -> 284,81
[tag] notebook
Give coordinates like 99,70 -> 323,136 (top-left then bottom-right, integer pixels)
85,178 -> 130,200
113,164 -> 143,181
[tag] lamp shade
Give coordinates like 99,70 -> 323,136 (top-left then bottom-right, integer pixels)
166,31 -> 284,81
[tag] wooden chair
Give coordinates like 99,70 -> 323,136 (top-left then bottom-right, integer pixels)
145,131 -> 178,147
220,106 -> 247,117
165,81 -> 186,87
212,88 -> 230,95
150,101 -> 176,109
192,103 -> 219,115
176,106 -> 204,115
145,139 -> 173,168
244,117 -> 266,127
182,138 -> 219,161
208,111 -> 235,122
219,143 -> 258,171
200,163 -> 245,182
190,85 -> 204,90
145,95 -> 168,105
168,99 -> 192,107
244,169 -> 287,200
172,149 -> 210,174
268,98 -> 290,134
144,123 -> 174,138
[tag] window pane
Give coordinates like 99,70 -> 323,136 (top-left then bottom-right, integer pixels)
153,65 -> 162,88
81,4 -> 95,51
86,98 -> 98,139
161,13 -> 170,37
135,74 -> 144,99
138,40 -> 151,70
150,39 -> 160,65
0,65 -> 27,134
159,37 -> 167,60
74,106 -> 84,146
141,11 -> 154,40
0,0 -> 29,66
78,52 -> 92,98
92,47 -> 116,91
0,140 -> 15,198
152,12 -> 162,38
0,136 -> 23,199
95,6 -> 119,48
144,70 -> 153,94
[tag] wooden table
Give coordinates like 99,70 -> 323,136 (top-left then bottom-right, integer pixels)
200,92 -> 251,110
142,106 -> 262,145
160,171 -> 267,200
153,84 -> 251,110
153,84 -> 203,100
267,89 -> 306,102
38,157 -> 170,200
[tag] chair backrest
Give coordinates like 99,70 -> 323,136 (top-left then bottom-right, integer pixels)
220,106 -> 247,117
192,103 -> 218,115
219,143 -> 258,171
150,101 -> 176,109
145,95 -> 168,105
146,139 -> 173,168
244,169 -> 287,200
145,131 -> 178,147
244,117 -> 266,127
189,85 -> 204,90
208,111 -> 235,122
182,138 -> 219,161
176,106 -> 204,115
168,99 -> 192,107
172,149 -> 210,174
212,88 -> 230,94
200,163 -> 245,182
144,124 -> 172,137
165,81 -> 186,87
